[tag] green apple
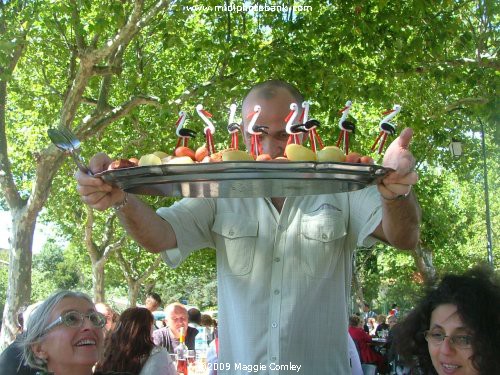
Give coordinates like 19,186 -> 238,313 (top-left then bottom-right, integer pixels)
316,146 -> 346,162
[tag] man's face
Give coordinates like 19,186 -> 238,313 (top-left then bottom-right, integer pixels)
166,306 -> 188,338
242,88 -> 302,159
145,297 -> 160,312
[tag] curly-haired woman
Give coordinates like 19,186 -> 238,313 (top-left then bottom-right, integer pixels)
392,265 -> 500,375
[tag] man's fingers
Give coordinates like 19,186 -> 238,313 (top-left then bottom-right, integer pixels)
383,171 -> 418,185
383,183 -> 412,196
89,152 -> 113,174
397,128 -> 413,150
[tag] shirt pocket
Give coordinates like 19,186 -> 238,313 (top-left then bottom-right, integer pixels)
212,213 -> 258,276
300,209 -> 347,278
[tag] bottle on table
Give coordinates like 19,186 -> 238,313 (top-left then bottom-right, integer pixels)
175,327 -> 189,375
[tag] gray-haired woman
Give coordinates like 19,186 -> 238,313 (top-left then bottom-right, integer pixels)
18,290 -> 106,375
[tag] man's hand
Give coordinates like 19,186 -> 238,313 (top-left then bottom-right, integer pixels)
75,152 -> 126,211
378,128 -> 419,200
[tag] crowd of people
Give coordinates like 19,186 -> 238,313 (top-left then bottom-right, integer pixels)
0,292 -> 217,375
0,265 -> 497,375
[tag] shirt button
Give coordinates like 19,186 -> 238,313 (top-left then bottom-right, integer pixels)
322,233 -> 328,240
228,230 -> 235,236
274,257 -> 280,262
274,289 -> 280,295
271,322 -> 278,328
277,225 -> 283,231
271,356 -> 277,361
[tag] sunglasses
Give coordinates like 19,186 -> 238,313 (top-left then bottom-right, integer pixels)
424,330 -> 473,349
43,310 -> 106,335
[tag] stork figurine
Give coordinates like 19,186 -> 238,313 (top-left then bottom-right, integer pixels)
371,104 -> 402,154
227,103 -> 240,150
299,101 -> 323,153
285,103 -> 307,146
246,104 -> 268,157
174,111 -> 196,152
196,104 -> 216,155
336,100 -> 355,155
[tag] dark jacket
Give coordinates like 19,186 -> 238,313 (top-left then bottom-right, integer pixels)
152,326 -> 198,353
0,334 -> 39,375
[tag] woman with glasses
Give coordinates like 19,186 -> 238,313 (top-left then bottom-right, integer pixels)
95,307 -> 176,375
392,265 -> 500,375
18,290 -> 106,375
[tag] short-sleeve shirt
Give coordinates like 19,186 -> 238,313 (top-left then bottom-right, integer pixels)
157,186 -> 382,375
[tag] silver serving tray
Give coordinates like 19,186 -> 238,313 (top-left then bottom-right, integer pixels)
95,161 -> 391,198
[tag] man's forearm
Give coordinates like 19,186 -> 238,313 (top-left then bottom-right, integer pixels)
380,192 -> 421,250
115,194 -> 177,253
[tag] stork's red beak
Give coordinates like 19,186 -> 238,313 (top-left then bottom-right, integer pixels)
284,110 -> 295,122
382,109 -> 395,115
246,111 -> 257,119
201,110 -> 212,118
174,116 -> 183,126
338,105 -> 349,114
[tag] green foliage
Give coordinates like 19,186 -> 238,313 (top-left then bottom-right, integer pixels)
30,240 -> 86,302
2,0 -> 498,312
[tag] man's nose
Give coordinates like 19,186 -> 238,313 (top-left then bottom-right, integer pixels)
261,138 -> 284,158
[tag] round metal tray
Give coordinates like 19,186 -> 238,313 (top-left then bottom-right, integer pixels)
96,161 -> 391,198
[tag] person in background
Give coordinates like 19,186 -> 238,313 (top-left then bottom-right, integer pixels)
393,265 -> 500,375
95,302 -> 119,337
153,302 -> 198,352
96,307 -> 176,375
17,290 -> 105,375
389,303 -> 399,317
367,317 -> 378,336
76,79 -> 421,374
348,315 -> 387,373
362,302 -> 377,333
188,307 -> 202,327
201,314 -> 215,344
374,314 -> 389,337
144,292 -> 162,313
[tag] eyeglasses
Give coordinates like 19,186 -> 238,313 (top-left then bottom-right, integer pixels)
424,330 -> 473,349
43,311 -> 106,335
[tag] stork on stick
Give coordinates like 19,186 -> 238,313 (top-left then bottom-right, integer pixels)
336,100 -> 355,155
371,104 -> 402,154
285,103 -> 308,146
174,111 -> 196,152
227,103 -> 240,150
246,105 -> 268,157
299,101 -> 323,153
196,104 -> 216,155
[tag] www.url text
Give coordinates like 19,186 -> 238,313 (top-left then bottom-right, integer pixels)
182,4 -> 313,13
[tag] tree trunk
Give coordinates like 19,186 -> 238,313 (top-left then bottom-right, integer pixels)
127,282 -> 140,307
0,208 -> 35,350
411,244 -> 437,286
93,261 -> 106,303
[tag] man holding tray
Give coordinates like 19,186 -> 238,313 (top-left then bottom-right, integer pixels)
76,80 -> 420,374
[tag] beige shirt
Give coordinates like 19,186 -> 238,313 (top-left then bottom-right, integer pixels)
158,186 -> 382,375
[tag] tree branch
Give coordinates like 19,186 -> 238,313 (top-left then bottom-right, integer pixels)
102,235 -> 127,263
77,95 -> 161,137
0,18 -> 32,210
137,256 -> 162,284
91,0 -> 170,63
84,206 -> 100,263
101,214 -> 117,249
69,0 -> 86,52
92,65 -> 123,76
115,248 -> 134,282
